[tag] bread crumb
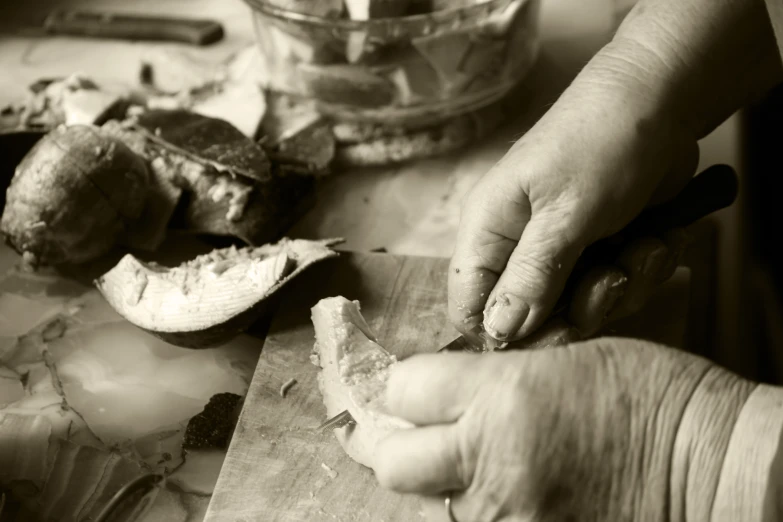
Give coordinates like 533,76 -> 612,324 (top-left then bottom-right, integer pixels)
280,378 -> 297,398
321,462 -> 338,479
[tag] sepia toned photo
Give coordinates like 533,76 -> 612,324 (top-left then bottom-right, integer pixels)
1,0 -> 782,520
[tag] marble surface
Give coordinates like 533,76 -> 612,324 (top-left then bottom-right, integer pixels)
0,242 -> 261,520
0,0 -> 650,520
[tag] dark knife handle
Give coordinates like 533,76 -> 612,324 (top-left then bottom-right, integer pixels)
42,10 -> 224,46
559,164 -> 739,308
608,163 -> 737,243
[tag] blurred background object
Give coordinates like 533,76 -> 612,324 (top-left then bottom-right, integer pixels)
741,85 -> 783,384
247,0 -> 541,126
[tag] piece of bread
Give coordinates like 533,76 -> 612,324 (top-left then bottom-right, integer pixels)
311,296 -> 412,469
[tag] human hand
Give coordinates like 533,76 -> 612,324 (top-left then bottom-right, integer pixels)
448,55 -> 702,342
375,338 -> 756,521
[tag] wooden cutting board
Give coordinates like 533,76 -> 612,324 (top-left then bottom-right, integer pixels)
205,252 -> 457,522
205,251 -> 692,522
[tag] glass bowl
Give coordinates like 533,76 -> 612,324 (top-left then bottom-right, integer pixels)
244,0 -> 541,126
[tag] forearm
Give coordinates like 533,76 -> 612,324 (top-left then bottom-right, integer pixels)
568,0 -> 783,139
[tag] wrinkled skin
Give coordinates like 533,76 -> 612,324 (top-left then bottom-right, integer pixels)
447,0 -> 782,342
447,71 -> 699,342
401,0 -> 783,518
375,338 -> 755,522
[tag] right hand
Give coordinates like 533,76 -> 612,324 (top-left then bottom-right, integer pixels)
448,47 -> 701,342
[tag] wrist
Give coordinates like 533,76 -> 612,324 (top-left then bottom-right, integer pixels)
588,0 -> 781,140
670,367 -> 757,522
712,384 -> 783,522
551,35 -> 697,157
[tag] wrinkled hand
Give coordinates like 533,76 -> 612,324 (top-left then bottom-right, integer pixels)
449,68 -> 700,342
375,338 -> 755,522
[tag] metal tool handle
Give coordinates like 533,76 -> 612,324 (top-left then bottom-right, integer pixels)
43,10 -> 224,46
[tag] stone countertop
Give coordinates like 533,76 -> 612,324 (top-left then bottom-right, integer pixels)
0,0 -> 653,520
0,245 -> 259,520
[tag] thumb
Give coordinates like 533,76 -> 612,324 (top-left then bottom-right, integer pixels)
483,211 -> 585,341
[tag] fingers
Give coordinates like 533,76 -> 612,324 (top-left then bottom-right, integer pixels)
567,266 -> 628,336
608,237 -> 669,321
562,228 -> 690,335
655,228 -> 691,284
375,424 -> 468,494
482,212 -> 585,341
378,353 -> 487,497
475,228 -> 689,342
447,257 -> 497,335
506,316 -> 582,350
448,171 -> 531,335
386,353 -> 487,425
448,135 -> 699,343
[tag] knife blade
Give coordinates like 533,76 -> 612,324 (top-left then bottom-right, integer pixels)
436,324 -> 503,353
436,333 -> 480,353
17,10 -> 224,46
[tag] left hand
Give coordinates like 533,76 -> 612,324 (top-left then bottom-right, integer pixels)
374,338 -> 755,522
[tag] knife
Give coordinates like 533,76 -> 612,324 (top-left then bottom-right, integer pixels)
555,163 -> 738,313
316,164 -> 739,433
17,10 -> 224,46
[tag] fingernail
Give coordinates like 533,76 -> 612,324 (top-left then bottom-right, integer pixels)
642,246 -> 668,276
483,293 -> 530,340
655,229 -> 691,283
602,275 -> 629,319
